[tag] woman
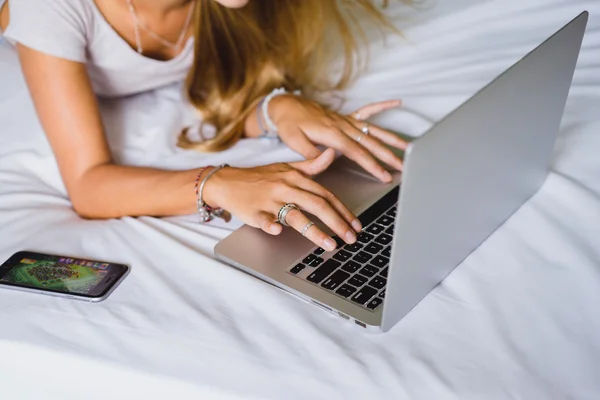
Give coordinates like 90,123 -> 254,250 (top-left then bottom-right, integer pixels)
0,0 -> 408,252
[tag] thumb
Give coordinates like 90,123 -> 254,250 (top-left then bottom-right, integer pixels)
290,148 -> 336,176
285,127 -> 322,159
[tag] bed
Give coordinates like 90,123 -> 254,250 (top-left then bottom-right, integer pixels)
1,0 -> 599,398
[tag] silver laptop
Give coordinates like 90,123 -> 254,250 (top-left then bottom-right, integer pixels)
215,12 -> 588,332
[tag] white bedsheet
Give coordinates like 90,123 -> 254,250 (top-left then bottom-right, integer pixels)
1,0 -> 600,399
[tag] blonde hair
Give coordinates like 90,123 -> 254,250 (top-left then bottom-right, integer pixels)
179,0 -> 398,152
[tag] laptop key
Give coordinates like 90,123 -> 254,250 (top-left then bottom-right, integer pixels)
336,284 -> 357,298
371,255 -> 389,268
303,254 -> 317,264
364,243 -> 383,254
333,236 -> 345,249
385,225 -> 394,235
333,250 -> 352,262
348,274 -> 367,287
344,242 -> 363,253
308,257 -> 324,267
356,232 -> 374,243
366,224 -> 385,235
379,289 -> 386,298
359,265 -> 378,277
375,233 -> 393,245
353,251 -> 373,264
351,286 -> 378,305
307,259 -> 340,283
341,260 -> 361,273
376,215 -> 394,226
381,246 -> 391,258
366,297 -> 383,310
369,276 -> 386,289
321,270 -> 350,291
387,207 -> 397,217
380,266 -> 389,278
290,264 -> 305,274
314,247 -> 325,255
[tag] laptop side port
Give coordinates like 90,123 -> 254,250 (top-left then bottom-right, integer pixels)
310,299 -> 333,312
337,311 -> 350,320
355,320 -> 367,328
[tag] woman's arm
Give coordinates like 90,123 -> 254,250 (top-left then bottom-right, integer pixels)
17,45 -> 361,250
17,44 -> 200,219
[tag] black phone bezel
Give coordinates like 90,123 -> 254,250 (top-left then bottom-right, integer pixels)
0,250 -> 129,299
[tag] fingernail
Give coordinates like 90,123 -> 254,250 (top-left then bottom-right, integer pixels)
351,219 -> 362,232
324,238 -> 336,251
345,230 -> 356,243
382,171 -> 392,182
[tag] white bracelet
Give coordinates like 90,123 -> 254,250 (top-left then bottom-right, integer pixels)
261,87 -> 288,134
260,87 -> 301,136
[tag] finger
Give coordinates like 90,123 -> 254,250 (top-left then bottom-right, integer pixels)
290,177 -> 362,232
355,121 -> 409,151
284,126 -> 322,159
284,208 -> 337,251
352,99 -> 402,120
320,125 -> 392,182
353,131 -> 404,171
283,189 -> 357,244
255,211 -> 283,235
289,148 -> 336,176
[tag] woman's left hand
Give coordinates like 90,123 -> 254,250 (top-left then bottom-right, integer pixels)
269,96 -> 408,183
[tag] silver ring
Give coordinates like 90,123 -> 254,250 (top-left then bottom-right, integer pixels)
277,203 -> 299,227
361,122 -> 370,135
355,122 -> 370,143
300,221 -> 314,237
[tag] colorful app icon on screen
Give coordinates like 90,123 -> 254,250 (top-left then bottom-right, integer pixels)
59,258 -> 66,262
86,262 -> 94,267
20,258 -> 35,264
99,263 -> 109,269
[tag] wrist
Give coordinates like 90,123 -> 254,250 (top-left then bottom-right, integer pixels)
268,94 -> 295,126
200,166 -> 226,209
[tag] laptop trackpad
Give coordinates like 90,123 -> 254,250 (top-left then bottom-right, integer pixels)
313,156 -> 401,216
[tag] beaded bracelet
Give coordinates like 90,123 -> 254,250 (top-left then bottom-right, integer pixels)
256,87 -> 301,140
261,87 -> 288,135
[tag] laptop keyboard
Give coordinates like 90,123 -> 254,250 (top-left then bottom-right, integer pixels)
288,187 -> 399,312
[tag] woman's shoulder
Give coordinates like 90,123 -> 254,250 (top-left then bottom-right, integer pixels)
9,0 -> 95,29
4,0 -> 96,62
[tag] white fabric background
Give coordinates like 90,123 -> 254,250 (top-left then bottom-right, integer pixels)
1,0 -> 599,399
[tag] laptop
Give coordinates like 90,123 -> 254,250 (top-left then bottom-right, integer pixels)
215,12 -> 588,332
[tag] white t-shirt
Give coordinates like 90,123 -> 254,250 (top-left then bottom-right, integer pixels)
1,0 -> 194,97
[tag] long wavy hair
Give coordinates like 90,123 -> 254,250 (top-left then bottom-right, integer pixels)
179,0 -> 399,152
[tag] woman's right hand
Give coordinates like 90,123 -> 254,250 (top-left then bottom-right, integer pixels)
203,149 -> 362,251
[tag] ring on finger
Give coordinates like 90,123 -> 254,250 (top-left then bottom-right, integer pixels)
355,122 -> 370,143
300,221 -> 315,237
361,122 -> 370,135
277,203 -> 299,227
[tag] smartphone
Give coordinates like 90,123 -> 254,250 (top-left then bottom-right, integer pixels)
0,251 -> 130,302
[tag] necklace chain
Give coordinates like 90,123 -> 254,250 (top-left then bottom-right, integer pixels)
125,0 -> 195,54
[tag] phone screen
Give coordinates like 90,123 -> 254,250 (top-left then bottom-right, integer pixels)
0,251 -> 129,298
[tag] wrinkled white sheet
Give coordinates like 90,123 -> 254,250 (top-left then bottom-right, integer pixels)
1,0 -> 600,399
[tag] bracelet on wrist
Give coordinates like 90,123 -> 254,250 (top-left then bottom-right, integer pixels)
194,165 -> 231,223
257,87 -> 301,140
